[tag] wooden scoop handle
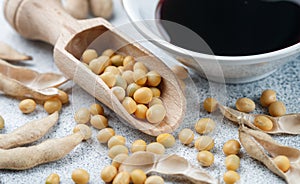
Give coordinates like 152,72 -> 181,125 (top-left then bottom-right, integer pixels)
4,0 -> 77,45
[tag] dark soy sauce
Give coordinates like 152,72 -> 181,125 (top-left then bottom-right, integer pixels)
158,0 -> 300,56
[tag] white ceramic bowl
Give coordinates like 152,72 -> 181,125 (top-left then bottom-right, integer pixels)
122,0 -> 300,83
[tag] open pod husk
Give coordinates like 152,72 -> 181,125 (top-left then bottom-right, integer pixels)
239,126 -> 300,184
219,104 -> 300,134
0,42 -> 32,61
119,151 -> 218,184
0,59 -> 68,100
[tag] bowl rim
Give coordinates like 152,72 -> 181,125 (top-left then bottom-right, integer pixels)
122,0 -> 300,65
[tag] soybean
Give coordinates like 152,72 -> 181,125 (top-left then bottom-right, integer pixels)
260,89 -> 277,107
126,83 -> 141,97
82,49 -> 98,64
223,170 -> 240,184
44,98 -> 62,114
100,72 -> 116,88
150,87 -> 161,97
225,154 -> 240,171
134,104 -> 148,119
101,165 -> 117,182
194,118 -> 216,134
269,101 -> 286,117
19,99 -> 36,114
131,139 -> 147,153
203,97 -> 218,113
178,128 -> 194,145
102,49 -> 115,57
97,128 -> 115,143
108,145 -> 129,159
254,115 -> 273,131
235,97 -> 255,113
146,104 -> 166,124
273,155 -> 290,172
147,71 -> 161,87
197,151 -> 214,167
45,173 -> 60,184
57,89 -> 69,104
145,175 -> 164,184
223,139 -> 241,155
133,62 -> 148,73
122,70 -> 134,84
90,115 -> 108,129
111,55 -> 124,66
74,108 -> 90,124
133,69 -> 147,86
71,168 -> 90,184
195,136 -> 214,151
112,86 -> 126,101
90,103 -> 104,115
133,87 -> 153,104
130,169 -> 147,184
156,133 -> 176,148
73,124 -> 92,140
112,172 -> 131,184
122,97 -> 137,114
108,135 -> 126,148
146,142 -> 165,155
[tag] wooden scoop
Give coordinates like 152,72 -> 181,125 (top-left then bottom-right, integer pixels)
4,0 -> 186,136
119,151 -> 218,184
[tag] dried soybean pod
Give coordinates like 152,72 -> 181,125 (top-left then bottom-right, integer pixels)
239,126 -> 300,184
89,0 -> 113,19
0,42 -> 32,61
0,112 -> 59,149
64,0 -> 89,19
0,132 -> 84,170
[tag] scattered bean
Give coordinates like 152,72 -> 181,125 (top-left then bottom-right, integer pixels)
122,97 -> 137,114
133,87 -> 153,104
108,145 -> 129,159
203,97 -> 218,113
101,165 -> 117,182
134,104 -> 148,119
71,168 -> 90,184
223,170 -> 240,184
108,135 -> 126,148
73,124 -> 92,140
225,154 -> 240,171
269,101 -> 286,117
90,115 -> 108,130
197,151 -> 214,167
146,104 -> 166,124
130,169 -> 147,184
112,171 -> 131,184
97,128 -> 115,143
178,128 -> 194,145
90,103 -> 104,115
195,136 -> 214,151
235,97 -> 255,113
171,65 -> 188,80
44,98 -> 62,114
194,118 -> 216,134
260,89 -> 277,107
0,115 -> 4,129
254,115 -> 273,131
131,139 -> 147,153
111,153 -> 129,169
223,140 -> 241,155
45,173 -> 60,184
81,49 -> 98,64
156,133 -> 176,148
145,175 -> 164,184
74,108 -> 91,124
146,142 -> 165,154
19,99 -> 36,114
273,155 -> 290,172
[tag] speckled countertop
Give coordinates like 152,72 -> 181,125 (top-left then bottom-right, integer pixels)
1,1 -> 300,184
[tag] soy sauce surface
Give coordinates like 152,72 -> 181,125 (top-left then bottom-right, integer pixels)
159,0 -> 300,56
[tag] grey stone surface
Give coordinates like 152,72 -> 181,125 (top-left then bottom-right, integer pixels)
0,0 -> 299,183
